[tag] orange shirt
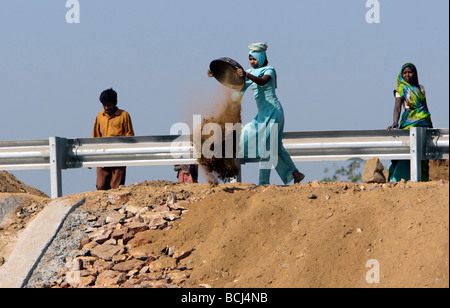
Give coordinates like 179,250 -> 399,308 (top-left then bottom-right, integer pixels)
92,109 -> 135,138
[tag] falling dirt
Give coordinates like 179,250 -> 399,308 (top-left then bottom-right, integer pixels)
196,89 -> 242,184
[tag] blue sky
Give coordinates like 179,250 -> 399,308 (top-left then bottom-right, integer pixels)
1,0 -> 448,196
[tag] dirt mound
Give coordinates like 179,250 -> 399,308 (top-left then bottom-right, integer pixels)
0,171 -> 48,197
108,180 -> 447,288
1,164 -> 448,288
429,159 -> 449,181
4,180 -> 447,288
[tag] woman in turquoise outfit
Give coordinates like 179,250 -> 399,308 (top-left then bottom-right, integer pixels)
236,42 -> 305,185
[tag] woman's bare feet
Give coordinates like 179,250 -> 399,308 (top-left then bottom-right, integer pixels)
293,170 -> 305,184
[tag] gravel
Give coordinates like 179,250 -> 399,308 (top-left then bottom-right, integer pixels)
24,208 -> 90,288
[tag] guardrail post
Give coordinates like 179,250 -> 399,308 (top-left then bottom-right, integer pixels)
410,127 -> 426,182
229,161 -> 242,183
49,137 -> 66,198
236,163 -> 242,183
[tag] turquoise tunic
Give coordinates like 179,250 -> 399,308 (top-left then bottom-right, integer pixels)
239,66 -> 297,185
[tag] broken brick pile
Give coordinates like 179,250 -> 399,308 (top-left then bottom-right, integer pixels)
47,190 -> 197,288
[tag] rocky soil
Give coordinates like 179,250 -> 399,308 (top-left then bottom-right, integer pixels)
0,160 -> 448,288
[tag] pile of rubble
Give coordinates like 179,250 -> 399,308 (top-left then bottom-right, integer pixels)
45,189 -> 200,288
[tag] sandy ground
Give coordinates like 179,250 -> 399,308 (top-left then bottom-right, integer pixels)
0,161 -> 449,288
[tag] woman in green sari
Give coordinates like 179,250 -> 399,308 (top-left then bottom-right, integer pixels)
387,63 -> 433,181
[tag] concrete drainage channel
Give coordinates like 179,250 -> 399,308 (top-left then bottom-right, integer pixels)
0,197 -> 87,288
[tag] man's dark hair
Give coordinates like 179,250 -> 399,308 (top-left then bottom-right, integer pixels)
99,88 -> 118,104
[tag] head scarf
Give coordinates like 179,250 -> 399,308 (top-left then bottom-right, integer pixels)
394,63 -> 432,129
248,42 -> 268,68
401,63 -> 420,86
394,63 -> 424,111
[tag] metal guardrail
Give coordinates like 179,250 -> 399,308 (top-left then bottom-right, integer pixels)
1,128 -> 448,198
0,140 -> 50,170
65,135 -> 196,168
284,128 -> 449,161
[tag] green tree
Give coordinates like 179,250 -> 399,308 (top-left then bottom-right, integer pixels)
322,161 -> 362,183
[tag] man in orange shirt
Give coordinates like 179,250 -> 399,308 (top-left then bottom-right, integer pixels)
93,88 -> 135,190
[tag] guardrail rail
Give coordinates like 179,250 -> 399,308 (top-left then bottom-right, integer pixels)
1,128 -> 448,198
